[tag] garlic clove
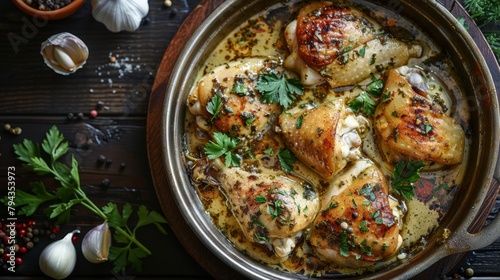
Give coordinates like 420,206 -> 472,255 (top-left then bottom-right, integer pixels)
91,0 -> 149,33
39,229 -> 80,280
41,32 -> 89,75
82,221 -> 112,263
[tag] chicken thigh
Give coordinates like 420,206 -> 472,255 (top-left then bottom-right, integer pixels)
187,58 -> 281,137
310,161 -> 402,267
279,97 -> 362,179
192,159 -> 320,258
284,1 -> 422,88
374,69 -> 465,165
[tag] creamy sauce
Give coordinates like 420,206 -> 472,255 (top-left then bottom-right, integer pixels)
183,0 -> 470,276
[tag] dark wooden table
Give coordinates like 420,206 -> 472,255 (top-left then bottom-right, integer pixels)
0,0 -> 498,279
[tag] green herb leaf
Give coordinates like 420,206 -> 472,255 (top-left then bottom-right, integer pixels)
206,93 -> 223,123
204,132 -> 241,167
42,125 -> 68,163
255,195 -> 267,203
347,92 -> 376,116
256,72 -> 304,109
13,138 -> 41,164
0,182 -> 55,216
231,81 -> 248,96
359,45 -> 366,58
392,161 -> 425,200
296,114 -> 304,129
277,148 -> 297,172
340,231 -> 349,257
366,79 -> 384,98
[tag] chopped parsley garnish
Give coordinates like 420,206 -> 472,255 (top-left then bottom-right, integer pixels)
231,80 -> 248,95
206,93 -> 223,123
255,195 -> 267,203
347,91 -> 376,116
392,160 -> 425,200
204,132 -> 241,167
340,231 -> 349,257
325,201 -> 338,211
277,148 -> 297,172
267,199 -> 283,219
359,220 -> 369,232
296,114 -> 304,129
256,72 -> 304,109
359,45 -> 366,58
366,79 -> 384,98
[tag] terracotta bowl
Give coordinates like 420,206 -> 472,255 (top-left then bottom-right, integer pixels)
12,0 -> 85,20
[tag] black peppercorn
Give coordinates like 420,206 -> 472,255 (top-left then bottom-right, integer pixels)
101,178 -> 110,187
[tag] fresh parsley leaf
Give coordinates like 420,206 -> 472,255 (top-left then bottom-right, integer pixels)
340,231 -> 349,257
359,45 -> 366,58
13,138 -> 41,164
42,125 -> 68,163
296,114 -> 304,129
204,132 -> 241,167
255,195 -> 267,203
366,79 -> 384,98
347,92 -> 376,116
392,161 -> 425,200
256,72 -> 304,109
0,182 -> 55,216
206,93 -> 223,123
277,148 -> 297,172
231,80 -> 248,95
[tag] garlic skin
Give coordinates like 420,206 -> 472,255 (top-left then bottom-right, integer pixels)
41,32 -> 89,75
39,229 -> 80,280
82,221 -> 112,263
91,0 -> 149,33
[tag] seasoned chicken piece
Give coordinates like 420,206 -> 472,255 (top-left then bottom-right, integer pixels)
187,58 -> 281,137
310,161 -> 402,267
192,159 -> 320,258
279,98 -> 362,179
374,70 -> 465,165
284,2 -> 422,88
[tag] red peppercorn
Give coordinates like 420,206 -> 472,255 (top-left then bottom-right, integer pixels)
19,229 -> 27,237
18,246 -> 27,254
72,235 -> 78,244
51,226 -> 60,234
2,253 -> 10,261
15,257 -> 22,265
90,109 -> 98,118
28,221 -> 35,227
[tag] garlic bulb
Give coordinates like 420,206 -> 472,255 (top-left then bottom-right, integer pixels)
39,229 -> 80,279
91,0 -> 149,33
41,32 -> 89,75
82,221 -> 112,263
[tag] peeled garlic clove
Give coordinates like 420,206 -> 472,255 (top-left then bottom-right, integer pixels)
91,0 -> 149,33
41,32 -> 89,75
82,221 -> 112,263
39,229 -> 80,280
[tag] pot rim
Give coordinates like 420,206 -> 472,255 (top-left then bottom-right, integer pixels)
161,0 -> 500,279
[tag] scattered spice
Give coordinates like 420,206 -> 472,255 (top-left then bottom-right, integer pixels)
23,0 -> 74,11
89,109 -> 98,118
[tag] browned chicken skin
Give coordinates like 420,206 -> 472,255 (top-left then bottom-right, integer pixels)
374,69 -> 465,165
310,162 -> 401,267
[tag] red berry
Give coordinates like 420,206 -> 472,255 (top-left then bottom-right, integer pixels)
15,257 -> 22,265
19,246 -> 27,254
19,229 -> 27,237
90,109 -> 98,118
51,226 -> 60,234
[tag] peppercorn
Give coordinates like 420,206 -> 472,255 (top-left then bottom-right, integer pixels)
465,267 -> 474,277
26,242 -> 34,249
77,112 -> 84,120
96,101 -> 105,109
98,155 -> 107,163
3,124 -> 11,131
90,109 -> 98,118
10,127 -> 22,135
67,112 -> 74,120
106,158 -> 113,165
120,162 -> 126,170
101,178 -> 111,187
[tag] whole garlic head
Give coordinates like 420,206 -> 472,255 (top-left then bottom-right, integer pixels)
41,32 -> 89,75
91,0 -> 149,33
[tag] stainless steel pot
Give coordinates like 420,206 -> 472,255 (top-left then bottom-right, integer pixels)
161,0 -> 500,278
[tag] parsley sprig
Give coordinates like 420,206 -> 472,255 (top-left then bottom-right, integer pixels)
462,0 -> 500,62
391,160 -> 425,200
204,132 -> 241,167
256,71 -> 304,109
1,126 -> 167,272
347,79 -> 385,116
